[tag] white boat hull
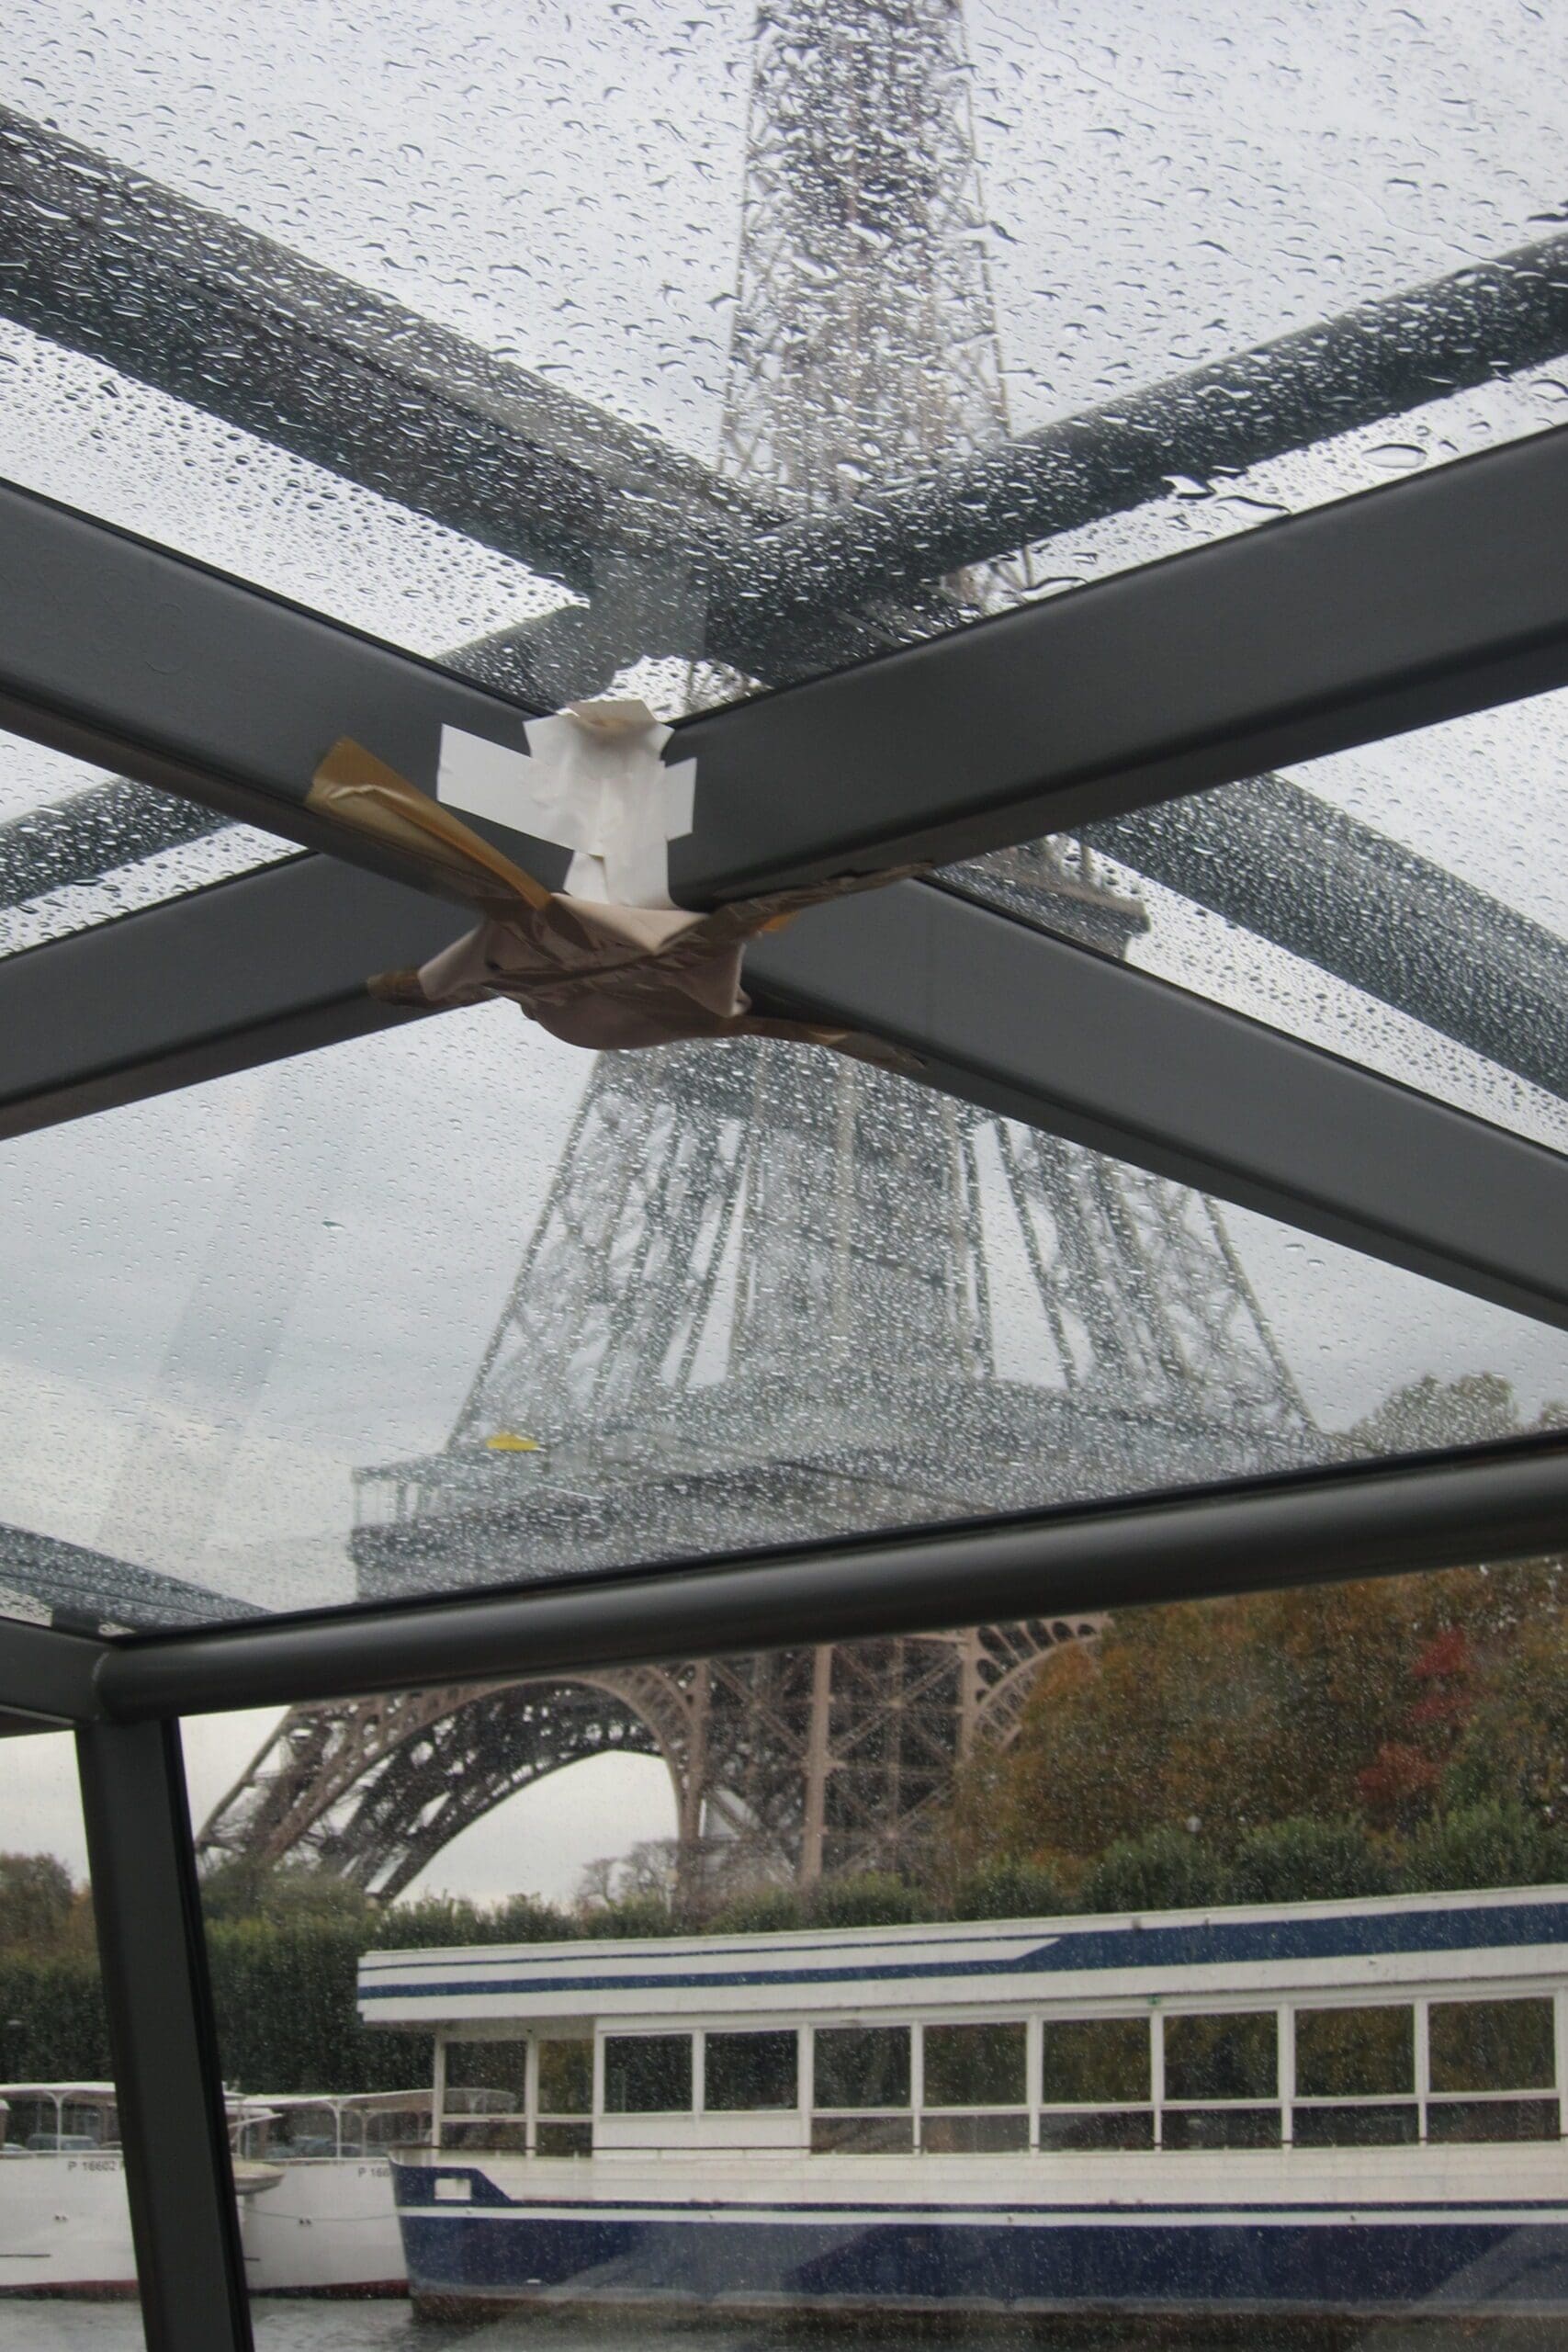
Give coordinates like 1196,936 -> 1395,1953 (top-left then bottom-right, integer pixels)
0,2154 -> 136,2297
241,2157 -> 406,2295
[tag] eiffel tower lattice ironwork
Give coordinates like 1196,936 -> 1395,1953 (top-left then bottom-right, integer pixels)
197,0 -> 1318,1904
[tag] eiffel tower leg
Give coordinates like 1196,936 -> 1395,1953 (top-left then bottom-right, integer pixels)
799,1644 -> 834,1886
674,1661 -> 712,1911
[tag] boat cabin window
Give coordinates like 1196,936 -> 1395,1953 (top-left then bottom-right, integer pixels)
1039,2016 -> 1155,2150
536,2036 -> 593,2155
269,2103 -> 342,2160
1293,2004 -> 1418,2147
1162,2011 -> 1280,2150
604,2033 -> 693,2114
1427,1997 -> 1559,2143
705,2029 -> 798,2111
921,2022 -> 1030,2153
811,2025 -> 913,2153
443,2037 -> 529,2152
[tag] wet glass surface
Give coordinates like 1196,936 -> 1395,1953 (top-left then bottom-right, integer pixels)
5,1 -> 1568,705
0,725 -> 297,962
0,1734 -> 141,2336
952,686 -> 1568,1156
1,1005 -> 1564,1635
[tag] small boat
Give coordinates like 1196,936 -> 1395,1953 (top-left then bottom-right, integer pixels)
361,1884 -> 1568,2326
0,2085 -> 138,2297
235,2089 -> 432,2294
0,2080 -> 420,2298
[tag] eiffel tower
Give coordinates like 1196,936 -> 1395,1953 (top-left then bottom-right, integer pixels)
197,0 -> 1317,1904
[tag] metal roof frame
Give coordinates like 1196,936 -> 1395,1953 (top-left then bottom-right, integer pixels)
0,1433 -> 1563,1728
6,96 -> 1568,2352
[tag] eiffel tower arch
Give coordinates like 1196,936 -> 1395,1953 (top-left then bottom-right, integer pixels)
197,0 -> 1319,1902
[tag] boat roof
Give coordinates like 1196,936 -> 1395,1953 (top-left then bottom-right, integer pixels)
0,2082 -> 117,2100
360,1884 -> 1568,2031
240,2088 -> 431,2111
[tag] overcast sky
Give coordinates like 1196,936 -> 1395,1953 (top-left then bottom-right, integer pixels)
3,0 -> 1567,1899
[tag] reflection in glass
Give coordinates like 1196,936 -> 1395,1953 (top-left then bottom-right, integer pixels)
922,2112 -> 1030,2154
603,2033 -> 693,2114
1164,2012 -> 1278,2103
1296,2006 -> 1414,2098
809,2114 -> 915,2154
1038,2109 -> 1156,2152
814,2027 -> 911,2110
1427,2098 -> 1561,2145
537,2038 -> 592,2115
1292,2105 -> 1418,2148
1429,1997 -> 1555,2094
442,2037 -> 527,2112
1041,2017 -> 1150,2106
923,2021 -> 1026,2109
1162,2107 -> 1282,2151
705,2029 -> 798,2112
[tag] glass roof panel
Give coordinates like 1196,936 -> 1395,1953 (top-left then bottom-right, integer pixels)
952,685 -> 1568,1156
3,0 -> 1567,707
0,725 -> 298,960
0,1012 -> 1562,1636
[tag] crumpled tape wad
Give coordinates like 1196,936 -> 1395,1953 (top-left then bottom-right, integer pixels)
308,734 -> 921,1068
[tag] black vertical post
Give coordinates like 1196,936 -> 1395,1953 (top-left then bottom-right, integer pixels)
76,1718 -> 254,2352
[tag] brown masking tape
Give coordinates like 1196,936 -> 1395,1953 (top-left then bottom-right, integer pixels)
309,738 -> 552,911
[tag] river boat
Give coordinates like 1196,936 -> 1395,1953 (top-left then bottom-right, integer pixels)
0,2080 -> 423,2297
234,2088 -> 432,2293
0,2084 -> 280,2297
360,1883 -> 1568,2324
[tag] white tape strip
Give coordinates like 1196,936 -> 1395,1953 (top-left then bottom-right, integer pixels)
436,699 -> 696,910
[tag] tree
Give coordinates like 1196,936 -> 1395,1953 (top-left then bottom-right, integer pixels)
0,1853 -> 76,1956
1224,1818 -> 1394,1905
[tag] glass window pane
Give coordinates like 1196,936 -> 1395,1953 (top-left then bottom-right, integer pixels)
1038,2110 -> 1156,2153
604,2034 -> 692,2115
1427,2098 -> 1562,2145
536,2120 -> 592,2158
1292,2105 -> 1419,2149
1162,2108 -> 1282,2152
1165,2014 -> 1278,2104
921,2112 -> 1029,2154
964,691 -> 1568,1158
443,2039 -> 527,2111
6,2 -> 1568,695
537,2038 -> 592,2115
0,726 -> 296,966
814,2028 -> 911,2111
923,2022 -> 1025,2109
1295,2006 -> 1414,2099
1041,2018 -> 1151,2106
5,1017 -> 1563,1638
810,2114 -> 915,2154
0,1729 -> 146,2340
705,2030 -> 798,2112
1429,1999 -> 1555,2095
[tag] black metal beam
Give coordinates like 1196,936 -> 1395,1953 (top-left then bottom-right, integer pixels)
677,422 -> 1568,899
91,1435 -> 1568,1719
744,879 -> 1568,1330
4,846 -> 1563,1333
75,1720 -> 254,2351
0,100 -> 746,614
734,229 -> 1568,659
1080,775 -> 1568,1105
6,103 -> 1568,686
0,1611 -> 104,1722
0,854 -> 455,1141
6,422 -> 1568,918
